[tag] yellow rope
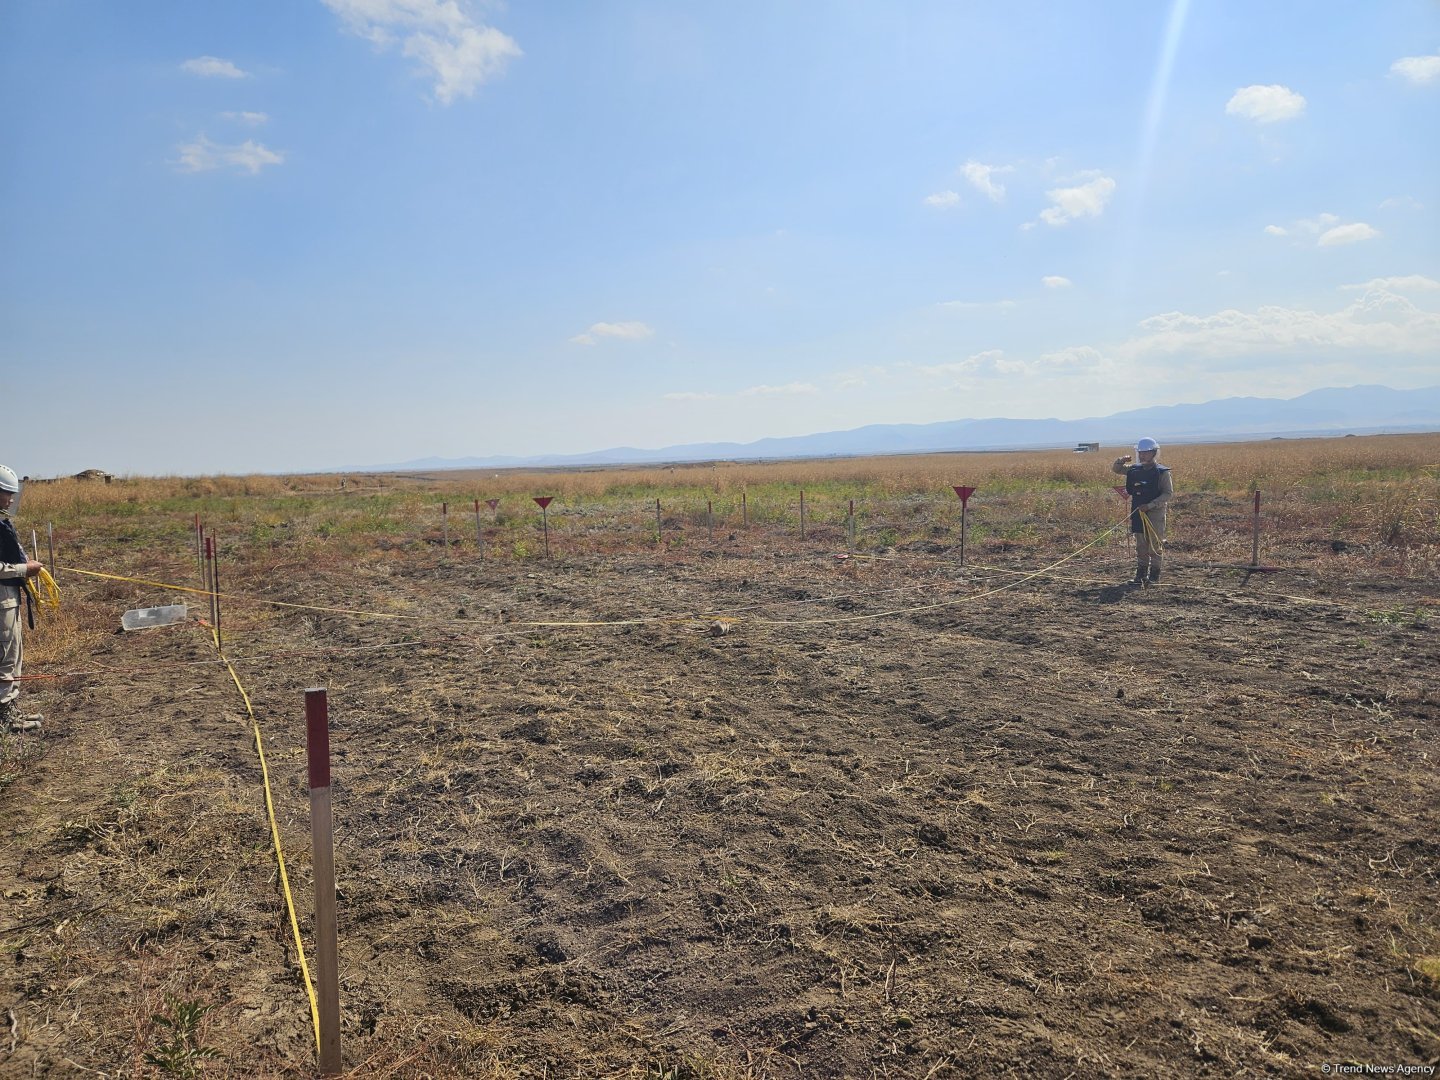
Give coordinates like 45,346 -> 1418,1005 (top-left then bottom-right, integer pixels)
63,567 -> 418,620
1139,507 -> 1165,554
747,519 -> 1128,626
24,567 -> 60,610
204,625 -> 323,1053
61,565 -> 691,630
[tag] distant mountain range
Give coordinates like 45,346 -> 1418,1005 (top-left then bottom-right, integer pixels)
376,384 -> 1440,472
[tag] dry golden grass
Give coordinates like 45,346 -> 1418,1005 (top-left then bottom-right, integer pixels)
21,432 -> 1439,509
15,432 -> 1439,577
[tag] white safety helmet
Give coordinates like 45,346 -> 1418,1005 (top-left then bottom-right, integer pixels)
0,466 -> 18,493
1135,437 -> 1159,453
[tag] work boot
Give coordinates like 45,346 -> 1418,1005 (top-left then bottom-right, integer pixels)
0,701 -> 42,734
1134,565 -> 1148,586
1148,565 -> 1161,584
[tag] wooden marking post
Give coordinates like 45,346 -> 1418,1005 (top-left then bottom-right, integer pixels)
46,522 -> 56,585
305,688 -> 342,1075
707,500 -> 714,543
441,502 -> 449,555
534,497 -> 554,559
848,500 -> 855,553
799,490 -> 806,540
1250,489 -> 1261,568
194,513 -> 203,573
741,491 -> 748,528
655,498 -> 662,544
953,487 -> 976,567
206,537 -> 223,652
474,500 -> 483,556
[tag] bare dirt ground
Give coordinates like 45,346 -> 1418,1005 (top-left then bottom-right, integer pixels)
1,503 -> 1437,1077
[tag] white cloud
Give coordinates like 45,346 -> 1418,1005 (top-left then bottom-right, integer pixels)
740,382 -> 817,396
1264,225 -> 1288,236
222,111 -> 269,126
1037,345 -> 1108,369
1288,213 -> 1379,248
1038,174 -> 1116,226
322,0 -> 520,104
1318,222 -> 1380,247
1120,289 -> 1440,362
663,391 -> 718,401
1297,212 -> 1341,234
1380,195 -> 1423,212
1226,84 -> 1307,123
569,321 -> 655,346
1340,275 -> 1440,293
1390,52 -> 1440,85
175,135 -> 284,174
917,350 -> 1018,378
182,56 -> 248,79
924,190 -> 961,208
961,161 -> 1011,202
1042,275 -> 1072,289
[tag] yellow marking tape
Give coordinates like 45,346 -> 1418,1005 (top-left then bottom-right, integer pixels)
199,621 -> 323,1053
746,521 -> 1127,626
63,567 -> 419,621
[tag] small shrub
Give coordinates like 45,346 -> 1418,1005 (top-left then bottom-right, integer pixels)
144,996 -> 219,1077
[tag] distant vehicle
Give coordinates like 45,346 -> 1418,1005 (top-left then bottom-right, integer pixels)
1073,442 -> 1100,453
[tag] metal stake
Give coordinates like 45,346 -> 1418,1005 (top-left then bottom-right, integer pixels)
1250,490 -> 1261,568
305,689 -> 342,1074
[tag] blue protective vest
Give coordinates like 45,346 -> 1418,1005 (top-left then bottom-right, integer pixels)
0,519 -> 31,627
0,519 -> 25,584
1124,464 -> 1169,512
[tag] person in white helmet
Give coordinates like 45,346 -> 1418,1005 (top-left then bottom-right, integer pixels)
1112,438 -> 1172,585
0,466 -> 45,732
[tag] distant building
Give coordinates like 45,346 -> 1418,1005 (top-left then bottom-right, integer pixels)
1073,442 -> 1100,453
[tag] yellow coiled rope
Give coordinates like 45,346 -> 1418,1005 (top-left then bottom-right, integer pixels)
24,567 -> 60,610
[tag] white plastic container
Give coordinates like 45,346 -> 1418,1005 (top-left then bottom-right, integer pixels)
121,604 -> 188,631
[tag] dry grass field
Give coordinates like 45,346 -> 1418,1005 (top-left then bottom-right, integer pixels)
2,434 -> 1437,1077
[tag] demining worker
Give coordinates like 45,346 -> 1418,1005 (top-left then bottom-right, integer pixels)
1112,438 -> 1173,585
0,466 -> 44,733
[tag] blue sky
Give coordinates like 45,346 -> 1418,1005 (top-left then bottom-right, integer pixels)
2,1 -> 1437,476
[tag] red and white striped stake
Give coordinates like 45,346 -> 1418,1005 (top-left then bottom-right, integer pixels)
1250,490 -> 1262,568
304,688 -> 342,1075
953,487 -> 976,566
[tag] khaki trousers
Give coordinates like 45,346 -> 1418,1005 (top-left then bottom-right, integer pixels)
1135,509 -> 1166,568
0,601 -> 21,706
